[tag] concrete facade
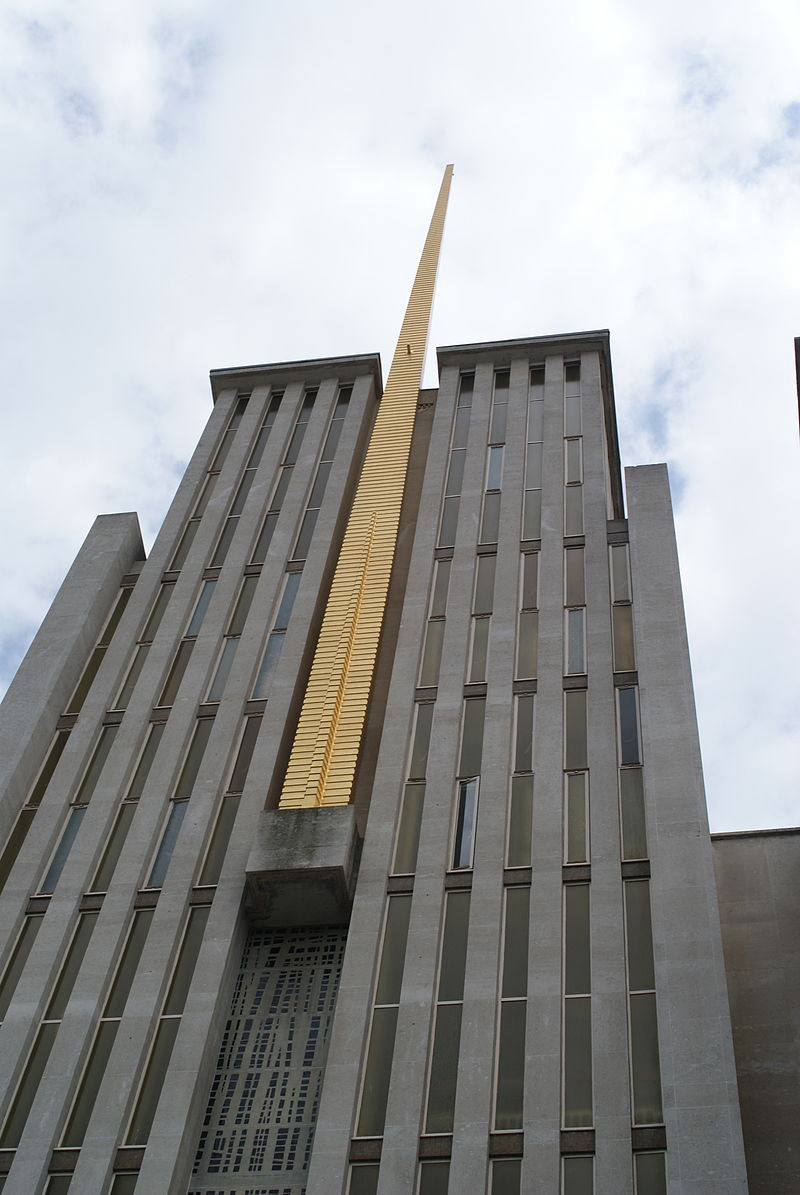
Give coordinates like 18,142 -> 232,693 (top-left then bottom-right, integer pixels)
0,333 -> 773,1195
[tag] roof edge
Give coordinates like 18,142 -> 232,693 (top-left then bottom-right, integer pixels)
209,353 -> 384,403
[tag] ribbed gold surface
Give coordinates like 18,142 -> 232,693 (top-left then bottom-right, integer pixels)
279,165 -> 454,808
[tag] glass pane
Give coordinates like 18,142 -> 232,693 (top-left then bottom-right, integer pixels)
45,912 -> 99,1019
207,636 -> 239,703
625,881 -> 655,992
251,632 -> 285,698
229,468 -> 255,516
283,424 -> 307,466
425,1002 -> 462,1133
210,517 -> 238,568
564,394 -> 582,437
158,639 -> 195,707
142,583 -> 175,643
185,580 -> 216,637
65,645 -> 106,715
439,890 -> 470,1001
293,509 -> 318,560
356,1005 -> 398,1136
163,905 -> 210,1015
526,441 -> 543,487
480,492 -> 500,544
610,544 -> 631,603
192,473 -> 216,517
452,406 -> 470,450
409,703 -> 434,779
527,400 -> 544,442
375,896 -> 412,1005
127,723 -> 165,801
459,699 -> 485,778
446,448 -> 466,497
27,730 -> 71,808
228,716 -> 262,793
474,555 -> 496,614
105,909 -> 155,1017
469,617 -> 490,683
174,719 -> 213,797
563,1155 -> 593,1195
565,774 -> 588,864
439,496 -> 460,548
420,620 -> 445,687
272,466 -> 293,510
91,802 -> 136,892
565,438 -> 583,485
0,1022 -> 58,1147
247,423 -> 272,468
61,1018 -> 119,1146
126,1016 -> 180,1145
457,373 -> 474,407
620,768 -> 648,860
566,608 -> 585,675
322,413 -> 345,462
44,1176 -> 72,1195
392,784 -> 425,875
507,775 -> 533,868
565,362 -> 581,387
630,992 -> 663,1124
618,688 -> 641,765
502,888 -> 530,998
492,1159 -> 521,1195
565,485 -> 583,536
100,586 -> 133,647
40,806 -> 87,894
109,1179 -> 138,1195
0,915 -> 43,1021
308,459 -> 332,506
452,779 -> 478,870
495,999 -> 526,1129
529,364 -> 545,396
565,548 -> 585,607
275,571 -> 302,629
563,996 -> 593,1126
74,725 -> 118,805
564,690 -> 587,771
515,694 -> 534,773
169,519 -> 198,571
490,402 -> 507,444
115,643 -> 149,710
0,807 -> 36,890
635,1152 -> 667,1195
227,576 -> 258,637
493,369 -> 510,401
521,553 -> 538,609
565,883 -> 591,995
612,605 -> 635,671
211,428 -> 236,472
430,560 -> 451,618
487,445 -> 504,490
522,489 -> 541,540
146,801 -> 188,888
251,512 -> 278,564
516,610 -> 538,679
349,1165 -> 379,1195
419,1161 -> 450,1195
198,795 -> 240,886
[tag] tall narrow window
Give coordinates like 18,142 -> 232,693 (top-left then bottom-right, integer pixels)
564,690 -> 588,771
0,914 -> 44,1023
355,896 -> 412,1137
624,881 -> 663,1125
491,1159 -> 521,1195
157,580 -> 217,708
506,775 -> 533,868
564,772 -> 589,864
206,574 -> 259,702
64,582 -> 133,716
145,719 -> 213,889
420,559 -> 451,687
197,714 -> 261,886
469,555 -> 495,683
392,783 -> 426,875
610,543 -> 635,670
114,581 -> 176,711
425,890 -> 470,1133
522,364 -> 544,539
563,361 -> 583,536
620,767 -> 648,861
293,385 -> 351,561
563,883 -> 592,1127
90,723 -> 165,890
419,1161 -> 450,1194
249,390 -> 314,565
562,1155 -> 593,1194
452,694 -> 484,867
565,607 -> 586,675
516,552 -> 538,679
618,687 -> 641,765
479,369 -> 508,545
514,694 -> 535,774
251,570 -> 302,699
634,1152 -> 667,1194
0,729 -> 71,891
409,702 -> 434,781
439,374 -> 472,548
210,391 -> 283,567
495,886 -> 529,1129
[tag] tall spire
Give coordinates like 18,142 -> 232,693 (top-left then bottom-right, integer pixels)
279,165 -> 454,809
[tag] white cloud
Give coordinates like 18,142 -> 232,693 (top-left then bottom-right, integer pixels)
0,0 -> 798,830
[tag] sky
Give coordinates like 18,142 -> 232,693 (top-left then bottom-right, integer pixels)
1,0 -> 798,832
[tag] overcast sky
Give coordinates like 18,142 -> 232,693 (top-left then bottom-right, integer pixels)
1,0 -> 798,831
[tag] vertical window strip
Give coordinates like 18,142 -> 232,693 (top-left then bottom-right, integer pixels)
0,914 -> 44,1023
469,554 -> 495,683
197,714 -> 261,887
392,696 -> 436,875
563,884 -> 593,1128
424,890 -> 470,1133
64,582 -> 134,716
564,772 -> 589,864
0,729 -> 71,891
249,390 -> 315,565
146,718 -> 213,889
617,687 -> 642,766
293,385 -> 351,561
564,544 -> 586,677
634,1151 -> 667,1194
624,881 -> 663,1125
563,361 -> 583,537
210,391 -> 284,567
206,574 -> 259,703
479,370 -> 509,545
418,1160 -> 451,1194
522,364 -> 544,540
114,581 -> 176,711
620,767 -> 648,861
125,905 -> 211,1146
355,895 -> 412,1137
348,1163 -> 380,1194
562,1155 -> 594,1194
419,559 -> 451,687
157,579 -> 218,708
494,886 -> 529,1129
491,1159 -> 521,1195
516,552 -> 538,680
438,373 -> 472,548
610,543 -> 635,671
251,570 -> 302,699
0,912 -> 99,1148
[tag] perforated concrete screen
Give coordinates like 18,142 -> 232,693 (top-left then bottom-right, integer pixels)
189,926 -> 347,1194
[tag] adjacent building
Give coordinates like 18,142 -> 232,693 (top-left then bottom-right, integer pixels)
0,171 -> 789,1195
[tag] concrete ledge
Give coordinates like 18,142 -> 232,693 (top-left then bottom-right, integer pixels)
245,805 -> 359,926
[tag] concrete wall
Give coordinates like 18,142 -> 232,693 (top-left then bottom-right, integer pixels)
713,828 -> 800,1195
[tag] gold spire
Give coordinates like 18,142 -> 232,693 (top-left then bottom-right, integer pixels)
279,165 -> 454,809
